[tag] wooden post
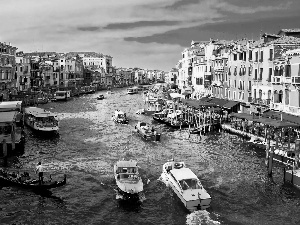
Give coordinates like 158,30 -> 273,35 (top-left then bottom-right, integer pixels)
2,139 -> 8,167
268,146 -> 274,177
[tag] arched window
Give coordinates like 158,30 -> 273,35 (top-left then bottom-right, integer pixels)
259,89 -> 262,99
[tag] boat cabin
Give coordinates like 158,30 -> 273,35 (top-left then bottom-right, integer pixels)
0,101 -> 23,112
115,160 -> 139,179
115,110 -> 126,118
168,165 -> 203,191
127,87 -> 139,94
55,91 -> 71,100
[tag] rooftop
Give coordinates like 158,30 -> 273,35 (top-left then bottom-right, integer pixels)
279,28 -> 300,34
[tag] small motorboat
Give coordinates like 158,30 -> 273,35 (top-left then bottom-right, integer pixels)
162,161 -> 211,211
97,94 -> 105,100
112,110 -> 129,124
107,91 -> 115,95
135,121 -> 161,141
114,159 -> 144,200
0,169 -> 67,191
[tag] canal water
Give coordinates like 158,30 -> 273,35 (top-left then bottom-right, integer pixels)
1,88 -> 300,225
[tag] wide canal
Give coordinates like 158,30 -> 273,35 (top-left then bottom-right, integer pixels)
1,88 -> 300,225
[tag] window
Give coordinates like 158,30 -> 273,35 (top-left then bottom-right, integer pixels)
239,53 -> 243,60
259,68 -> 263,80
248,81 -> 251,91
249,51 -> 252,61
255,52 -> 258,62
268,68 -> 272,81
260,51 -> 263,62
254,69 -> 257,80
285,65 -> 291,77
234,54 -> 237,61
269,49 -> 273,61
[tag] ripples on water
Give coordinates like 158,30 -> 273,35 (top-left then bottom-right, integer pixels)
1,88 -> 300,225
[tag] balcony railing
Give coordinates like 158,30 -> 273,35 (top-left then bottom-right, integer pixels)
283,77 -> 292,84
272,76 -> 282,84
292,76 -> 300,85
270,103 -> 284,111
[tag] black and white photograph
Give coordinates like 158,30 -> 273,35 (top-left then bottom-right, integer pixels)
1,0 -> 300,224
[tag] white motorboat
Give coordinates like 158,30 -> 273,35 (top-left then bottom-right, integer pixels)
24,107 -> 59,133
135,121 -> 161,141
162,161 -> 211,211
114,159 -> 144,200
112,110 -> 129,124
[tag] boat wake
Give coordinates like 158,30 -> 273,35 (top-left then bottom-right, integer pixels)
186,210 -> 220,225
157,173 -> 170,187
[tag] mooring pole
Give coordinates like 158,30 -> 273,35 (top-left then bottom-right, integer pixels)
268,146 -> 274,177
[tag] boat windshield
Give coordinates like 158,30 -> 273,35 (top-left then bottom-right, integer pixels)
179,179 -> 202,190
36,116 -> 58,127
117,167 -> 137,174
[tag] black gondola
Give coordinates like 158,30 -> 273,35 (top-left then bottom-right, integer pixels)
0,170 -> 67,190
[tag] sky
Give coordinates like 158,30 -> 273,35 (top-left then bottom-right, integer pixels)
1,0 -> 300,71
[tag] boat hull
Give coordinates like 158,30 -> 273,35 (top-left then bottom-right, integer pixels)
162,163 -> 211,211
0,173 -> 66,190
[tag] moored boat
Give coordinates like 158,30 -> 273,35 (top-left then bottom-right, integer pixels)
97,94 -> 105,100
162,161 -> 211,211
135,121 -> 161,141
112,110 -> 129,124
0,169 -> 66,191
24,107 -> 59,133
127,87 -> 139,94
0,101 -> 25,153
55,90 -> 71,101
114,159 -> 143,200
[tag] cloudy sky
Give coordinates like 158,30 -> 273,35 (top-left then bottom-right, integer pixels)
1,0 -> 300,71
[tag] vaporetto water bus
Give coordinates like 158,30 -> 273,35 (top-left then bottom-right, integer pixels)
24,107 -> 59,133
127,87 -> 139,94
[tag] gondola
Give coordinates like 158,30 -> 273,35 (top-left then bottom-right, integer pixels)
0,170 -> 67,190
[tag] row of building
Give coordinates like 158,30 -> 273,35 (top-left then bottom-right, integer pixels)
166,28 -> 300,116
0,43 -> 166,100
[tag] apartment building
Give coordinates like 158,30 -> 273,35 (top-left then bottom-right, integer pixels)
0,42 -> 18,99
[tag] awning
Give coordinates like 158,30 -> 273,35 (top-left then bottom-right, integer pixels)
223,101 -> 240,110
262,110 -> 300,126
199,97 -> 211,102
181,91 -> 191,96
231,112 -> 299,128
208,98 -> 229,107
181,99 -> 216,108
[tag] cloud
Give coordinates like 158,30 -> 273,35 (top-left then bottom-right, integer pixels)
124,13 -> 300,47
164,0 -> 201,10
77,26 -> 101,32
104,20 -> 180,30
0,0 -> 299,71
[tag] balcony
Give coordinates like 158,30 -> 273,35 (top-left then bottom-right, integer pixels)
214,66 -> 224,71
270,103 -> 285,111
282,77 -> 292,84
272,76 -> 282,85
292,76 -> 300,85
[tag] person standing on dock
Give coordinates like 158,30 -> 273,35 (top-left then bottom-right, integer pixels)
35,162 -> 44,185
